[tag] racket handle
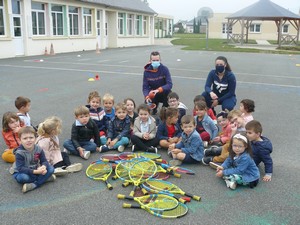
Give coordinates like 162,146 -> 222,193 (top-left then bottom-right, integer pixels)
111,175 -> 118,180
117,194 -> 126,199
140,187 -> 148,195
173,173 -> 181,178
155,158 -> 163,162
123,203 -> 140,209
129,190 -> 135,197
185,192 -> 201,201
122,181 -> 130,187
102,158 -> 109,162
106,183 -> 113,190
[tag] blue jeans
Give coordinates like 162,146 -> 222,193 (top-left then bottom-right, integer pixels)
201,91 -> 236,111
63,139 -> 97,156
13,164 -> 54,187
101,137 -> 129,149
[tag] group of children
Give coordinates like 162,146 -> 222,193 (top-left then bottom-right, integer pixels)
1,91 -> 273,193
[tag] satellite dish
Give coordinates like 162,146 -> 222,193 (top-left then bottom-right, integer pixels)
197,7 -> 214,20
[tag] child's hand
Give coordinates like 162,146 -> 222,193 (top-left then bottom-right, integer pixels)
96,147 -> 100,152
143,133 -> 150,140
171,148 -> 181,154
263,175 -> 272,182
13,126 -> 21,133
168,143 -> 175,150
213,136 -> 220,142
77,147 -> 84,157
216,166 -> 223,172
216,170 -> 223,177
108,139 -> 117,148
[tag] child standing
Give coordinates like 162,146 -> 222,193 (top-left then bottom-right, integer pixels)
2,112 -> 24,163
216,133 -> 260,190
36,116 -> 82,176
86,91 -> 107,145
131,104 -> 158,153
246,120 -> 273,182
168,115 -> 204,166
103,93 -> 115,122
15,96 -> 35,128
240,99 -> 255,124
11,127 -> 56,193
194,101 -> 218,143
100,103 -> 130,152
156,107 -> 181,150
167,92 -> 187,124
63,106 -> 100,159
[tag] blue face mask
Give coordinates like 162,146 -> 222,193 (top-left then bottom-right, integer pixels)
215,65 -> 225,74
151,61 -> 160,69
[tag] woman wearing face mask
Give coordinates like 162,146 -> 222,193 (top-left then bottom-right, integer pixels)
143,51 -> 173,115
201,56 -> 236,112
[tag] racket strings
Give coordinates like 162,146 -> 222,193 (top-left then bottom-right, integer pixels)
140,195 -> 178,210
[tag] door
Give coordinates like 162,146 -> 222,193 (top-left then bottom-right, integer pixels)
12,0 -> 24,55
96,10 -> 101,49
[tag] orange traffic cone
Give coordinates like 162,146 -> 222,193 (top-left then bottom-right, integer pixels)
96,42 -> 100,54
95,74 -> 100,80
50,43 -> 55,55
44,46 -> 48,55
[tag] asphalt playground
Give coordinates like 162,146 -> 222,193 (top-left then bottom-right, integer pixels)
0,44 -> 300,225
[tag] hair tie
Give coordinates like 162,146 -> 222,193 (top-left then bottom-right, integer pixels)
233,133 -> 248,143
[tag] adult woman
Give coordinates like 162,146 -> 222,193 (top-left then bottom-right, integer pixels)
201,56 -> 236,112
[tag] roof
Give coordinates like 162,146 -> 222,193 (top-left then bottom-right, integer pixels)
227,0 -> 300,20
79,0 -> 156,14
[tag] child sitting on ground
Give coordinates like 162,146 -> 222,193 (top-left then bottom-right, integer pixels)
11,127 -> 56,193
63,106 -> 100,159
216,133 -> 260,190
156,107 -> 181,151
124,98 -> 138,131
168,115 -> 204,166
131,104 -> 158,153
240,99 -> 255,124
36,116 -> 82,176
100,103 -> 131,152
86,91 -> 107,145
211,111 -> 232,146
246,120 -> 273,182
15,96 -> 36,129
194,101 -> 218,143
193,95 -> 216,124
2,112 -> 24,163
167,92 -> 187,124
103,93 -> 115,122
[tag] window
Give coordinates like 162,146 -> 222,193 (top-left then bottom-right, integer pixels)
127,14 -> 133,35
69,6 -> 79,35
0,0 -> 5,35
52,5 -> 64,35
118,13 -> 124,35
222,23 -> 232,34
32,2 -> 45,35
249,24 -> 261,33
143,16 -> 147,35
135,15 -> 141,35
83,8 -> 92,35
282,24 -> 289,34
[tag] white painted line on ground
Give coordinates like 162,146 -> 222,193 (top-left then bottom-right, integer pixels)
119,60 -> 129,63
1,64 -> 299,89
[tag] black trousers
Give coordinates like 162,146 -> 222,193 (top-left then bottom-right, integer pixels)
131,135 -> 159,151
53,152 -> 71,168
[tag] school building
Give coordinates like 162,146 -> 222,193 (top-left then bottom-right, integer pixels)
0,0 -> 173,59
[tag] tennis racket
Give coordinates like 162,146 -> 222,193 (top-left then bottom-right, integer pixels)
86,161 -> 113,190
128,158 -> 157,197
123,202 -> 188,219
157,162 -> 195,175
146,179 -> 201,201
117,193 -> 178,211
135,152 -> 161,160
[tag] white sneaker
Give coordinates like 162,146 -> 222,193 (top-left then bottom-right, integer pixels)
66,163 -> 83,173
83,151 -> 90,159
54,167 -> 68,176
118,145 -> 125,152
225,179 -> 237,190
9,163 -> 15,174
63,148 -> 71,155
131,145 -> 135,152
46,174 -> 56,182
22,183 -> 36,193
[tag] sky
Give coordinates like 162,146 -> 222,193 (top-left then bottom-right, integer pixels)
147,0 -> 300,22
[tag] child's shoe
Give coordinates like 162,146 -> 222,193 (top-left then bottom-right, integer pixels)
202,157 -> 213,165
147,146 -> 158,154
131,145 -> 135,152
66,163 -> 83,173
169,159 -> 182,167
54,167 -> 68,176
63,148 -> 71,155
9,162 -> 15,174
99,145 -> 110,153
118,145 -> 125,152
204,146 -> 222,157
22,183 -> 36,193
83,151 -> 90,159
225,179 -> 237,190
46,174 -> 56,182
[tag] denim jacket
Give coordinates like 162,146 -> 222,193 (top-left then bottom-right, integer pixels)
194,114 -> 218,140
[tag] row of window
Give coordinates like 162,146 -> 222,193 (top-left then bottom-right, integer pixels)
222,23 -> 290,34
0,1 -> 149,37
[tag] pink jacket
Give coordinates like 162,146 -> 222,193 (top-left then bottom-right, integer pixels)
220,122 -> 232,144
36,135 -> 62,165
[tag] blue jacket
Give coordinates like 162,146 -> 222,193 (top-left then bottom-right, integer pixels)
250,136 -> 273,174
143,63 -> 173,97
222,152 -> 260,183
156,122 -> 182,141
86,105 -> 108,132
108,115 -> 131,140
13,145 -> 50,175
194,114 -> 218,140
175,129 -> 204,162
204,69 -> 236,103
